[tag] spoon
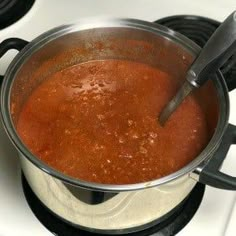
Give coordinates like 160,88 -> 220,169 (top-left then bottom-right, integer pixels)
159,11 -> 236,126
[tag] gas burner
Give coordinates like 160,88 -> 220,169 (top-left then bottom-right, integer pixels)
155,15 -> 236,91
0,0 -> 35,29
22,174 -> 205,236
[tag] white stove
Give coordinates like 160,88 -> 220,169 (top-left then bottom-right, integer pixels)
0,0 -> 236,235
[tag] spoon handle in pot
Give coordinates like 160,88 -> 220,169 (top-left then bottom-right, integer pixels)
159,11 -> 236,126
187,11 -> 236,87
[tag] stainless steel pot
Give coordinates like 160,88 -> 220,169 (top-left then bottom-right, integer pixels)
0,18 -> 236,234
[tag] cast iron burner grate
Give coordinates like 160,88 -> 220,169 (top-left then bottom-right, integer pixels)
22,174 -> 205,236
0,0 -> 35,29
155,15 -> 236,91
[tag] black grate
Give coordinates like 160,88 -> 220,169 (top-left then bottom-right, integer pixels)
0,0 -> 35,30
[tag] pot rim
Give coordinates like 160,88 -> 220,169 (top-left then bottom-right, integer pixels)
0,17 -> 229,192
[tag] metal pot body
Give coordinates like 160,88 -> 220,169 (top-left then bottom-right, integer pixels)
1,18 -> 236,233
20,154 -> 196,232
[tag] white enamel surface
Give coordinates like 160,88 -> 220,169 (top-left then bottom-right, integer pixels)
0,0 -> 236,236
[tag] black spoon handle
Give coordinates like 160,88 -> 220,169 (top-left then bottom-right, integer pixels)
187,11 -> 236,87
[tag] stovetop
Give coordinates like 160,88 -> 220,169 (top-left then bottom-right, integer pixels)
0,1 -> 236,236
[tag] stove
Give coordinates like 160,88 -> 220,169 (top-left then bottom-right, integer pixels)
0,1 -> 236,236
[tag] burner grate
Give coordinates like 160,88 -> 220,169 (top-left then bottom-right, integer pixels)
0,0 -> 35,29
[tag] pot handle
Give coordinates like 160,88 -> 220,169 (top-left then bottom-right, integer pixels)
0,38 -> 29,84
199,124 -> 236,190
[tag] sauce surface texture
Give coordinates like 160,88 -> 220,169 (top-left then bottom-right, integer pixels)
17,60 -> 208,184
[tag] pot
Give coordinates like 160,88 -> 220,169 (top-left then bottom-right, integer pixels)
0,18 -> 236,234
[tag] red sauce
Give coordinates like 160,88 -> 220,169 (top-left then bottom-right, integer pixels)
17,60 -> 208,184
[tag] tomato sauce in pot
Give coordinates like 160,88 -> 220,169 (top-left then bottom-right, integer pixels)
17,59 -> 208,184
